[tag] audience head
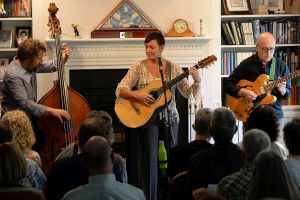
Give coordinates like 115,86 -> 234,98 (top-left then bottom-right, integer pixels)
209,107 -> 236,143
1,110 -> 36,152
193,108 -> 213,137
283,117 -> 300,156
87,110 -> 114,145
0,142 -> 27,185
82,136 -> 113,173
247,151 -> 300,200
78,117 -> 108,149
17,38 -> 46,62
242,129 -> 271,162
0,120 -> 13,144
245,105 -> 279,142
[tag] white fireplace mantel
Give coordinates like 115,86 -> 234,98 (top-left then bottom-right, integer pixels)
45,36 -> 213,69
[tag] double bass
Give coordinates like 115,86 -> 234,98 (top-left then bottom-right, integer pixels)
37,32 -> 90,175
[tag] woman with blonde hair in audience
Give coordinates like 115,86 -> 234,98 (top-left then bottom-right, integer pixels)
1,110 -> 41,167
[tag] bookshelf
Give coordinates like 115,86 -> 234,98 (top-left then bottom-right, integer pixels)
221,14 -> 300,106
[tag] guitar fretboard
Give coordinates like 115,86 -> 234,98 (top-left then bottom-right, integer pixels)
156,55 -> 216,95
263,70 -> 300,92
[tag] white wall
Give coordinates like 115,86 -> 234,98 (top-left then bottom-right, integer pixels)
33,0 -> 221,108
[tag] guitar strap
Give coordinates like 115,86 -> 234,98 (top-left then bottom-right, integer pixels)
167,60 -> 172,82
269,57 -> 276,81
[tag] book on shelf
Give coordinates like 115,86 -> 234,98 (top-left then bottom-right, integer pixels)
252,20 -> 260,44
230,21 -> 240,45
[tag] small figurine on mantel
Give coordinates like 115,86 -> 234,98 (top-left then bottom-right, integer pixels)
47,2 -> 61,39
71,24 -> 80,38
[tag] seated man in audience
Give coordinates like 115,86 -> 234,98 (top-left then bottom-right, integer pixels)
62,136 -> 146,200
283,117 -> 300,189
217,129 -> 271,200
168,108 -> 212,179
186,107 -> 244,199
45,116 -> 125,200
55,110 -> 127,183
244,105 -> 287,160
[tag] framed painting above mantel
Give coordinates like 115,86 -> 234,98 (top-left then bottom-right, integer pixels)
91,0 -> 159,38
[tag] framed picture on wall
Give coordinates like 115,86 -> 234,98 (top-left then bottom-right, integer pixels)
267,0 -> 284,12
15,26 -> 31,46
222,0 -> 252,14
0,30 -> 13,48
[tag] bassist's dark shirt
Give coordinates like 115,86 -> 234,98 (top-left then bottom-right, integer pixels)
224,54 -> 291,119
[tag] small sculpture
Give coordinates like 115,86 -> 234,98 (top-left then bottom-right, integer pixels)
71,24 -> 80,38
199,19 -> 205,37
47,3 -> 61,38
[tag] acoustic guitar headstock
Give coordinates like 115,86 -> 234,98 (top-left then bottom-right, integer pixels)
195,55 -> 217,69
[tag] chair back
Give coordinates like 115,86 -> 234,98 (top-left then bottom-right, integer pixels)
169,171 -> 188,200
0,187 -> 44,200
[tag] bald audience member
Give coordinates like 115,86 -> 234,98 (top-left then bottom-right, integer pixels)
62,136 -> 145,200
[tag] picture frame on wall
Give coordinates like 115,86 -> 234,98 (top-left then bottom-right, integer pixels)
222,0 -> 253,14
267,0 -> 284,12
15,26 -> 31,46
0,58 -> 9,66
0,30 -> 13,48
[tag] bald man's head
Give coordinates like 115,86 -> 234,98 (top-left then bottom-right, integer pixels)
82,136 -> 112,171
255,32 -> 276,64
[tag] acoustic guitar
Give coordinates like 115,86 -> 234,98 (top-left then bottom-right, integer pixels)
227,69 -> 300,122
115,55 -> 217,128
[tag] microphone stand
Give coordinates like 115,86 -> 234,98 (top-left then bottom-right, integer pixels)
158,56 -> 175,147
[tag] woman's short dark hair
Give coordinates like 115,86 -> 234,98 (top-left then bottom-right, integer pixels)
17,38 -> 46,62
144,31 -> 165,46
245,105 -> 279,142
283,117 -> 300,155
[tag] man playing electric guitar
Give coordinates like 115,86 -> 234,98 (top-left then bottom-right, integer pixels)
224,32 -> 291,123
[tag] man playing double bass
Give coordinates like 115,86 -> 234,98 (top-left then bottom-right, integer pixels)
1,38 -> 71,149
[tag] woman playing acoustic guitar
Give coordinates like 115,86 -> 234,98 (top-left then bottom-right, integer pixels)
115,31 -> 201,200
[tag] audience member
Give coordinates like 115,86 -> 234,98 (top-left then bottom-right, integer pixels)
186,107 -> 244,199
1,110 -> 41,166
46,114 -> 126,200
0,142 -> 27,186
55,110 -> 127,183
168,108 -> 212,179
217,129 -> 271,200
244,105 -> 288,159
62,136 -> 145,200
247,151 -> 300,200
0,119 -> 45,191
283,117 -> 300,189
0,142 -> 44,200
